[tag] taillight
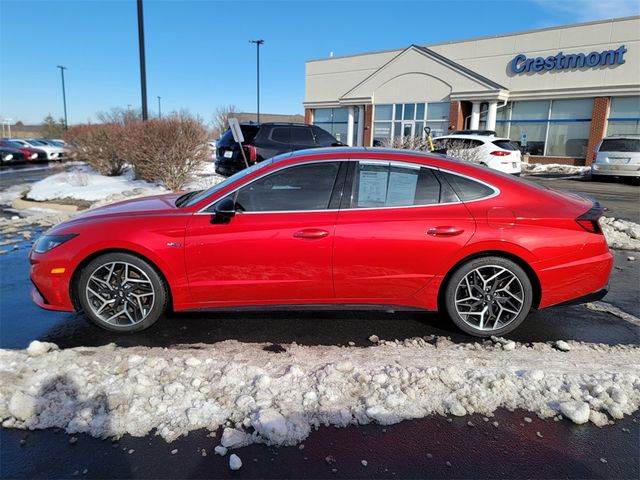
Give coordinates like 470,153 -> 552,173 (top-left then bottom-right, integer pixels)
244,145 -> 257,163
576,202 -> 604,234
490,150 -> 510,156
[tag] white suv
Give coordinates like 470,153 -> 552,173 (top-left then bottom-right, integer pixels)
433,131 -> 522,175
591,135 -> 640,182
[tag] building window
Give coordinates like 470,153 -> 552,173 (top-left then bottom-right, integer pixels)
607,96 -> 640,135
313,107 -> 357,144
373,102 -> 449,145
495,99 -> 593,157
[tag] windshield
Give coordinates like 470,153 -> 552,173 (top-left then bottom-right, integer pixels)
183,158 -> 275,207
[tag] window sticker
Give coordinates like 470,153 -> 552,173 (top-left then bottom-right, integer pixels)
358,169 -> 388,207
387,170 -> 418,206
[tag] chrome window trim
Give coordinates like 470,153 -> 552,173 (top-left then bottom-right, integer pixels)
195,158 -> 500,215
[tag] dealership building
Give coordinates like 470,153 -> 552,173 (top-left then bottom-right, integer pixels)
304,16 -> 640,165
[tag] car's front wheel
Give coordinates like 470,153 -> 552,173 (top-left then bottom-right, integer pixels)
444,256 -> 533,337
77,252 -> 167,332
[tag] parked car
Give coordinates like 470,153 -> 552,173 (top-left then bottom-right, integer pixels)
591,134 -> 640,182
0,140 -> 47,162
433,132 -> 522,175
215,122 -> 342,175
35,138 -> 70,156
30,147 -> 611,337
0,145 -> 26,164
14,138 -> 66,160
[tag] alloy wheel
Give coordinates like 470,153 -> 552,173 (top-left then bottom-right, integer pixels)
454,265 -> 524,332
85,262 -> 155,326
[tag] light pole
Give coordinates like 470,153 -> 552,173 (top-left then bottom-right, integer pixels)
137,0 -> 148,121
157,96 -> 162,118
56,65 -> 68,129
249,39 -> 264,122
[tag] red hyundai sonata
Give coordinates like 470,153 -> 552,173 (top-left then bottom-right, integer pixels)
29,148 -> 613,337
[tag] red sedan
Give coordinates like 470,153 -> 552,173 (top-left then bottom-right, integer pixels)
29,148 -> 612,337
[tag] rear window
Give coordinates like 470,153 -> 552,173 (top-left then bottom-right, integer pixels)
219,125 -> 259,144
599,138 -> 640,153
290,126 -> 315,146
269,127 -> 290,144
492,140 -> 518,151
440,171 -> 495,201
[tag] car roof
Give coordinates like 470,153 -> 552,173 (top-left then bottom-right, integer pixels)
239,122 -> 314,127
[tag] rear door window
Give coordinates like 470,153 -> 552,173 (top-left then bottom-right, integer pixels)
290,126 -> 315,147
349,161 -> 455,208
599,138 -> 640,152
313,127 -> 339,147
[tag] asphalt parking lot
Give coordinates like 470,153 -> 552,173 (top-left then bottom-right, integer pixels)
0,165 -> 639,478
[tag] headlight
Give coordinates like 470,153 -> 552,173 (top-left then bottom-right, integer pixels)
33,234 -> 77,254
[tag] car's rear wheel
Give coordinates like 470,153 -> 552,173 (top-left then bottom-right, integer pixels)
77,252 -> 167,332
444,256 -> 532,337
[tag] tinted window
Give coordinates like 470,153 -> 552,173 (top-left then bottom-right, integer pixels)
350,161 -> 448,208
440,171 -> 495,201
492,140 -> 518,151
290,126 -> 315,146
313,127 -> 338,146
599,138 -> 640,152
234,162 -> 340,212
269,127 -> 290,144
219,125 -> 259,144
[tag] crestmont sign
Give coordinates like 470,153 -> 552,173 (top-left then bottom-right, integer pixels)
510,45 -> 627,74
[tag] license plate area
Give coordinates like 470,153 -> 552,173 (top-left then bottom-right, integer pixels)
224,150 -> 233,158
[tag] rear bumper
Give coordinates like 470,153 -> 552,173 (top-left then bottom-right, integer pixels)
591,164 -> 640,177
214,160 -> 243,176
553,285 -> 608,307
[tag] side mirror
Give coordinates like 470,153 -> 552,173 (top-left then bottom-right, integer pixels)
211,197 -> 236,224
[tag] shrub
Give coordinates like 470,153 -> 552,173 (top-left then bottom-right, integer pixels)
125,115 -> 209,191
64,124 -> 128,176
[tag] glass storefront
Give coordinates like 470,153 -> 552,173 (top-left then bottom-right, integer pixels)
313,107 -> 358,144
495,98 -> 593,157
607,96 -> 640,135
373,102 -> 449,145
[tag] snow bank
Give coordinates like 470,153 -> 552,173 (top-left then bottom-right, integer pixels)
0,184 -> 30,206
26,165 -> 165,203
600,217 -> 640,251
1,337 -> 638,446
522,163 -> 590,176
585,301 -> 640,327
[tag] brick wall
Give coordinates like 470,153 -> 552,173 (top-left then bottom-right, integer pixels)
363,105 -> 373,146
304,108 -> 313,125
585,97 -> 610,166
448,101 -> 463,132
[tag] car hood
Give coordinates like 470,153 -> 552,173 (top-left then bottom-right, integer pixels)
61,192 -> 184,225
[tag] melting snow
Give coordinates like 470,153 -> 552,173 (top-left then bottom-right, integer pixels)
0,337 -> 638,447
522,163 -> 590,175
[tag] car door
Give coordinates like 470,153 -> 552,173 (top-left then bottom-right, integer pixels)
184,160 -> 345,305
332,159 -> 476,301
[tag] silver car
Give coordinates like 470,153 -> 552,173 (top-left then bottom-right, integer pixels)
591,135 -> 640,182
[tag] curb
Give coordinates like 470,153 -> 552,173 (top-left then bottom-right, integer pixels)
11,198 -> 82,212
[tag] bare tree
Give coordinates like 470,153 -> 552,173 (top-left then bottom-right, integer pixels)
126,114 -> 209,191
97,107 -> 142,125
64,124 -> 128,176
383,137 -> 485,165
211,105 -> 238,139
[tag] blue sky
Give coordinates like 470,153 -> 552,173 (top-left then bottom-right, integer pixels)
1,0 -> 638,125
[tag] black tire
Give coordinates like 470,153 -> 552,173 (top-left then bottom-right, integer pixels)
77,252 -> 168,333
443,256 -> 533,337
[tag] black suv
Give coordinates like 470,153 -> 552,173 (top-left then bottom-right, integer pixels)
215,122 -> 342,176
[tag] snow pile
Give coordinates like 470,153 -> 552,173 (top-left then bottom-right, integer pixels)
522,163 -> 590,175
0,184 -> 30,206
184,161 -> 225,191
600,217 -> 640,251
1,337 -> 638,446
26,165 -> 165,203
585,301 -> 640,327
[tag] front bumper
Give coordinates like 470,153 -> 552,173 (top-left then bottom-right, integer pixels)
30,251 -> 76,312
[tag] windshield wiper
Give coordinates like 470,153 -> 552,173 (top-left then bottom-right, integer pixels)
175,190 -> 202,208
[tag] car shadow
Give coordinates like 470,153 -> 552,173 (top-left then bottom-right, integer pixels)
35,303 -> 639,350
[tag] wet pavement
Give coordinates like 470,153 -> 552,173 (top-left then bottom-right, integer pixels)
0,167 -> 639,478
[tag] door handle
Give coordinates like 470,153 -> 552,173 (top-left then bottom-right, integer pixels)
293,228 -> 330,239
427,226 -> 465,237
